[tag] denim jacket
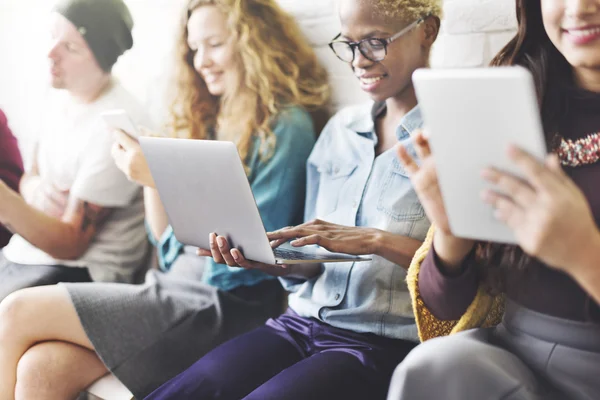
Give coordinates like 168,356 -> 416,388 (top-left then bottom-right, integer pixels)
149,105 -> 315,291
280,102 -> 431,340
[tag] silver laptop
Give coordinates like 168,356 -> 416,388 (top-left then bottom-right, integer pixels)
139,137 -> 370,265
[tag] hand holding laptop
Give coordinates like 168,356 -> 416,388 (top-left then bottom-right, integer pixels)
197,233 -> 321,279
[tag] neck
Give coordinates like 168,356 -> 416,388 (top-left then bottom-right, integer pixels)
384,84 -> 418,126
70,74 -> 112,104
574,67 -> 600,93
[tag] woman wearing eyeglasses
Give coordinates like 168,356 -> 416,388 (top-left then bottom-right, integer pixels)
145,1 -> 441,399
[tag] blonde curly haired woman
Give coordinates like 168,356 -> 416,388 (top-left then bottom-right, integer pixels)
146,0 -> 442,399
0,0 -> 328,398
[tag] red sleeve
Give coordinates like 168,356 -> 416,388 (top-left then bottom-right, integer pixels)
418,243 -> 480,321
0,109 -> 24,192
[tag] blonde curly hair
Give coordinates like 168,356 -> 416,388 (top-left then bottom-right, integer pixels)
372,0 -> 443,21
169,0 -> 330,168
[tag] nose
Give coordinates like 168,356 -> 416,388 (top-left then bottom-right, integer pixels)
47,40 -> 61,61
193,46 -> 213,73
352,49 -> 375,71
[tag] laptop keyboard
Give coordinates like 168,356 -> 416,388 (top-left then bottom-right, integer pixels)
273,247 -> 336,261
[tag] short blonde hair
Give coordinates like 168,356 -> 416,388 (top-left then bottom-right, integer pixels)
373,0 -> 443,21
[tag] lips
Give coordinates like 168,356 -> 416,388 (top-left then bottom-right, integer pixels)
203,72 -> 223,84
563,26 -> 600,45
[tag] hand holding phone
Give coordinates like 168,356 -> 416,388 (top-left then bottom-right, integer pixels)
101,109 -> 139,142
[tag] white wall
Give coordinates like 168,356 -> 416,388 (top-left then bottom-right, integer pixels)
0,0 -> 517,161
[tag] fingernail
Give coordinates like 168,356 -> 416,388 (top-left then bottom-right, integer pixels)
217,237 -> 224,247
232,250 -> 239,261
493,209 -> 503,220
480,190 -> 492,202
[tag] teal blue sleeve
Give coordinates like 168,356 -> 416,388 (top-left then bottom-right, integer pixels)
146,222 -> 184,272
249,107 -> 316,232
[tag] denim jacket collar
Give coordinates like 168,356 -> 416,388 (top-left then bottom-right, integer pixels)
346,101 -> 423,142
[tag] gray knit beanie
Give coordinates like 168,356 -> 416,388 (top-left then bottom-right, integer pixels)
54,0 -> 134,72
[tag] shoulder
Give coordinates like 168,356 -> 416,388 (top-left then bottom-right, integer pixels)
318,102 -> 374,142
271,105 -> 316,149
273,106 -> 313,135
98,81 -> 154,129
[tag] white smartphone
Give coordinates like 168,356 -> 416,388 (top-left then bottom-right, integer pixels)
412,66 -> 548,244
101,109 -> 139,142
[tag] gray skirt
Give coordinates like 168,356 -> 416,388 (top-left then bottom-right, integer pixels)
63,253 -> 284,399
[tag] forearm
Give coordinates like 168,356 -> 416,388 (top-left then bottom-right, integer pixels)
0,187 -> 83,259
19,173 -> 42,203
432,231 -> 475,275
373,230 -> 424,268
144,187 -> 169,241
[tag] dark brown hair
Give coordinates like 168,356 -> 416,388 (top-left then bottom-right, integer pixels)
476,0 -> 572,293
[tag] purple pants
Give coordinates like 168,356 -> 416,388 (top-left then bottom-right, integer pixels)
145,310 -> 416,400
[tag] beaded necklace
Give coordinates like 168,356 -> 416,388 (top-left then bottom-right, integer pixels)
558,132 -> 600,167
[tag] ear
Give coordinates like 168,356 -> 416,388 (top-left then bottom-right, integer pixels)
422,16 -> 441,47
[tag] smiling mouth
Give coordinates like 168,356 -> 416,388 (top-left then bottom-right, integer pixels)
358,75 -> 387,85
563,26 -> 600,39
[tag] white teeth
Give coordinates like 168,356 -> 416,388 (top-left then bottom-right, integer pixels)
568,27 -> 600,38
360,76 -> 384,84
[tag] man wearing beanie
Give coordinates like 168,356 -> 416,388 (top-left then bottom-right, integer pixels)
0,0 -> 150,298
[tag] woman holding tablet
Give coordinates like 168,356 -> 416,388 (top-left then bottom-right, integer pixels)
146,0 -> 441,399
389,1 -> 600,399
0,0 -> 328,398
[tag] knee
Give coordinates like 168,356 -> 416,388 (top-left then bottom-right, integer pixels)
387,334 -> 491,399
0,290 -> 31,340
400,334 -> 486,376
15,344 -> 58,397
388,339 -> 444,397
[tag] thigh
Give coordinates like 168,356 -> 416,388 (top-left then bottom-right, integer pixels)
245,351 -> 388,400
388,328 -> 554,400
145,326 -> 303,400
0,259 -> 91,302
0,285 -> 94,350
545,344 -> 600,400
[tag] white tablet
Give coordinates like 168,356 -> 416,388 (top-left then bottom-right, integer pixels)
412,66 -> 548,244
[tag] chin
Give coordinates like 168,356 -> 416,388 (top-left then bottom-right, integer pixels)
366,90 -> 392,103
206,84 -> 225,97
50,79 -> 65,89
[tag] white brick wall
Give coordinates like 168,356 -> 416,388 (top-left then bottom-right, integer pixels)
0,0 -> 517,158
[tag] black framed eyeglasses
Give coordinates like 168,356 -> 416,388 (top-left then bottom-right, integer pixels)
329,17 -> 425,63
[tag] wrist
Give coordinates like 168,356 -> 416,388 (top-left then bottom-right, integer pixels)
371,229 -> 386,257
0,182 -> 15,223
433,230 -> 475,273
571,229 -> 600,281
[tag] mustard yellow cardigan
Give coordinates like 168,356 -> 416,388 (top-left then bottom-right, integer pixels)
407,226 -> 506,342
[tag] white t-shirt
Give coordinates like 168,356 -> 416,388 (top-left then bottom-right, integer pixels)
3,80 -> 150,283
